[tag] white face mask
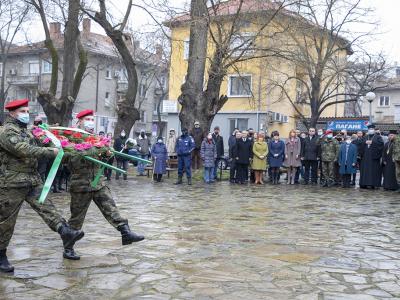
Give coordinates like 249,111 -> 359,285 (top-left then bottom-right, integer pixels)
17,113 -> 30,124
346,139 -> 352,144
84,120 -> 95,131
368,129 -> 375,135
327,134 -> 333,139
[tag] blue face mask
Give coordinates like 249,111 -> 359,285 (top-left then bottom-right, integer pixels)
17,113 -> 30,124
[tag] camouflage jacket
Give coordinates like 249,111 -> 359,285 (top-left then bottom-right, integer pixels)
319,138 -> 340,162
66,149 -> 107,193
393,137 -> 400,161
0,116 -> 55,188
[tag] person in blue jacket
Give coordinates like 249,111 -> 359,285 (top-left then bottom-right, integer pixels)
338,136 -> 358,188
151,137 -> 168,182
268,131 -> 285,184
175,128 -> 195,185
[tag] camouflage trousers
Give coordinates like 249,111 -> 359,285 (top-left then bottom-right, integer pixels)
322,161 -> 336,183
0,186 -> 64,250
68,186 -> 127,231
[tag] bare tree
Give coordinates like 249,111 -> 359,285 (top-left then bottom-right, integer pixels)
267,0 -> 387,128
0,0 -> 31,122
171,0 -> 292,134
82,0 -> 140,137
26,0 -> 88,125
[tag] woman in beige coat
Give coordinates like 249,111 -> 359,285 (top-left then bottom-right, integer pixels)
252,132 -> 268,184
284,129 -> 302,184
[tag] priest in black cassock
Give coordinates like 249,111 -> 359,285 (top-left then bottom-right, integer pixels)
382,130 -> 399,191
359,124 -> 384,189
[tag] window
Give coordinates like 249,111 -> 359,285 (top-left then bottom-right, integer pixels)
0,63 -> 2,76
228,75 -> 252,97
229,33 -> 255,56
139,83 -> 147,97
105,68 -> 112,79
42,61 -> 52,73
29,61 -> 40,74
229,118 -> 248,133
105,92 -> 111,107
118,68 -> 128,82
183,39 -> 190,60
140,110 -> 146,123
379,96 -> 390,107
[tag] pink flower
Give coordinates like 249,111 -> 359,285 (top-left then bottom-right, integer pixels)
74,144 -> 86,151
42,137 -> 51,144
32,127 -> 45,137
61,140 -> 70,148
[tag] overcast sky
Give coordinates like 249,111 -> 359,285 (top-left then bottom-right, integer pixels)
23,0 -> 400,62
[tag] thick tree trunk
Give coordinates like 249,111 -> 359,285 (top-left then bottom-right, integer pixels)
0,58 -> 6,123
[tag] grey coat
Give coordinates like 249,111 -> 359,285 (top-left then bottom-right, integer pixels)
200,139 -> 217,168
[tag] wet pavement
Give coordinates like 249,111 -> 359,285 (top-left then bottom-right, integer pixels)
1,176 -> 400,299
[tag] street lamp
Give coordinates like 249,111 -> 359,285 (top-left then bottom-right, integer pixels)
365,92 -> 376,125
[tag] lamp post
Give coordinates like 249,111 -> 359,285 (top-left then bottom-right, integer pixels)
365,92 -> 376,125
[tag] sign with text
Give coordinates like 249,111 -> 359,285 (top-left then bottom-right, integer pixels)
162,100 -> 178,113
327,120 -> 369,131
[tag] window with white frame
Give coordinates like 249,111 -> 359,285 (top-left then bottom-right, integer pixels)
229,118 -> 248,133
183,39 -> 190,60
228,75 -> 252,97
139,83 -> 147,97
379,96 -> 390,107
29,61 -> 40,74
105,91 -> 111,107
118,68 -> 128,82
105,67 -> 112,79
229,32 -> 255,57
42,61 -> 52,73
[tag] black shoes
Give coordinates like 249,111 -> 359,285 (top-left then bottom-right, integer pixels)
58,223 -> 84,249
175,177 -> 183,185
0,249 -> 14,273
118,224 -> 145,245
63,248 -> 80,260
188,178 -> 192,185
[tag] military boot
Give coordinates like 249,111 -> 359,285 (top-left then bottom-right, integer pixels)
58,223 -> 84,249
175,176 -> 183,185
117,224 -> 145,245
63,248 -> 80,260
0,249 -> 14,273
187,178 -> 192,185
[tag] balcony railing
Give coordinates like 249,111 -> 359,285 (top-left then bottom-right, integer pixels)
7,74 -> 39,86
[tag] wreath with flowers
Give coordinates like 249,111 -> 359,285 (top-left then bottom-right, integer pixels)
32,126 -> 111,155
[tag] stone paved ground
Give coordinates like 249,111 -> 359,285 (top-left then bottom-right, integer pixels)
1,175 -> 400,299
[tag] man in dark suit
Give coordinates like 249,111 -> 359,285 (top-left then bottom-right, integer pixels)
233,131 -> 253,184
212,126 -> 224,179
300,128 -> 320,184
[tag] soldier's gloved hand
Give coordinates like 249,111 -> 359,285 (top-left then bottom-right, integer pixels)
51,148 -> 59,155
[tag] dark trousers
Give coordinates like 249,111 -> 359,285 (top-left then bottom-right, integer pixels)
236,163 -> 248,183
342,174 -> 352,187
116,160 -> 128,180
230,160 -> 237,181
178,155 -> 192,178
303,160 -> 318,183
192,149 -> 202,169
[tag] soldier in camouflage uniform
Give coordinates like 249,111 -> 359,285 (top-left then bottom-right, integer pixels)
318,129 -> 340,187
0,99 -> 84,273
393,130 -> 400,189
64,109 -> 144,260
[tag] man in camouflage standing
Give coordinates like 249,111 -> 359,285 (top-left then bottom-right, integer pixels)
64,109 -> 144,260
0,99 -> 84,273
393,130 -> 400,190
319,129 -> 340,187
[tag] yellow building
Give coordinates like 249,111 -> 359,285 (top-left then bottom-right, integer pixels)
165,0 -> 350,140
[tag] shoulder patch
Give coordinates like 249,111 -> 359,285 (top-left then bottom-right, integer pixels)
9,136 -> 19,144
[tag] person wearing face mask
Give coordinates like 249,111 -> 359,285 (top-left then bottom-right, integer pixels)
190,121 -> 204,170
151,137 -> 168,182
382,130 -> 399,191
113,130 -> 128,180
229,130 -> 242,183
212,126 -> 224,180
338,136 -> 358,188
300,128 -> 320,185
63,109 -> 144,260
0,99 -> 84,272
233,130 -> 253,184
137,129 -> 151,176
351,131 -> 364,186
283,130 -> 301,185
359,124 -> 384,189
252,132 -> 268,184
166,129 -> 177,159
318,130 -> 340,187
175,128 -> 195,185
200,133 -> 217,183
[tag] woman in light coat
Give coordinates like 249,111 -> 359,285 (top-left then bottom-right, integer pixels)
251,132 -> 268,184
200,133 -> 217,183
283,129 -> 302,184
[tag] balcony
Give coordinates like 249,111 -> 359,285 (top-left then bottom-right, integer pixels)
7,74 -> 39,86
116,81 -> 128,93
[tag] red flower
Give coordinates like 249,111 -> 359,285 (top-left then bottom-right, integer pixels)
51,130 -> 59,136
63,130 -> 73,135
73,132 -> 82,139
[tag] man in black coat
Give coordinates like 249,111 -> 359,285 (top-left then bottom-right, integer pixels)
359,124 -> 384,189
351,130 -> 364,186
233,131 -> 253,184
382,130 -> 399,190
212,126 -> 224,179
300,128 -> 320,184
190,121 -> 204,169
113,130 -> 128,180
229,130 -> 240,183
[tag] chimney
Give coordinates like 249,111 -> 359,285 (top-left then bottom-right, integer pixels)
155,44 -> 163,60
83,18 -> 91,34
49,22 -> 61,39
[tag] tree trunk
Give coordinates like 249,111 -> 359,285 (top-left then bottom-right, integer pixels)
0,57 -> 6,123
